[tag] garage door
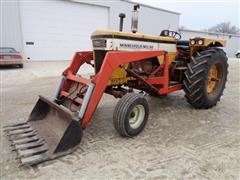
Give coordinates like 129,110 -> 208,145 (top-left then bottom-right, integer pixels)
20,1 -> 109,60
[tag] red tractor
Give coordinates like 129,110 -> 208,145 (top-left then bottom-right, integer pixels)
5,5 -> 228,166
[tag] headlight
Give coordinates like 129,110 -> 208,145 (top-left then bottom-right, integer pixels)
190,39 -> 196,45
198,39 -> 203,45
92,39 -> 107,48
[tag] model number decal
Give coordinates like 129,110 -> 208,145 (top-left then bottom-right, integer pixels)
119,43 -> 154,49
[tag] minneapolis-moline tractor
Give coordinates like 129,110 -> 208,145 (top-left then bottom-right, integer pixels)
5,5 -> 228,166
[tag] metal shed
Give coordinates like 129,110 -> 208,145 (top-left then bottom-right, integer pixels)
1,0 -> 180,61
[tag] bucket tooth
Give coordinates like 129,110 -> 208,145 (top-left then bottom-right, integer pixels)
12,135 -> 39,145
4,122 -> 27,128
15,140 -> 44,150
20,153 -> 48,166
4,124 -> 30,132
7,127 -> 34,136
9,130 -> 37,141
17,145 -> 48,158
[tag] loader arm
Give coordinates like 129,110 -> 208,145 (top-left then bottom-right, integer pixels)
82,51 -> 167,128
58,50 -> 168,128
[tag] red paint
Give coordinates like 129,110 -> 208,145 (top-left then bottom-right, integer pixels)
59,50 -> 183,128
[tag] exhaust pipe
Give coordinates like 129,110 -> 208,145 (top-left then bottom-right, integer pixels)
131,4 -> 140,33
118,13 -> 126,32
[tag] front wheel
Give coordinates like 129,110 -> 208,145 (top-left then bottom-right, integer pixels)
183,48 -> 228,109
113,93 -> 149,137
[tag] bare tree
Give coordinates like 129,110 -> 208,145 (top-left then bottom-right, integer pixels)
208,22 -> 240,34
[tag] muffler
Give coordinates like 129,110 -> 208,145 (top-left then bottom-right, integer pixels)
4,96 -> 82,166
131,4 -> 140,33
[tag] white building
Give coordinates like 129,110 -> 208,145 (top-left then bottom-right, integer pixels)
1,0 -> 180,61
180,29 -> 240,57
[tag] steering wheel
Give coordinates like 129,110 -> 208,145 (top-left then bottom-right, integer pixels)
160,30 -> 181,40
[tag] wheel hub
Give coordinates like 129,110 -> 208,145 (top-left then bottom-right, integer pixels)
129,105 -> 145,129
207,64 -> 221,94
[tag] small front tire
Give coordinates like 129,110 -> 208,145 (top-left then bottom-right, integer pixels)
113,93 -> 149,137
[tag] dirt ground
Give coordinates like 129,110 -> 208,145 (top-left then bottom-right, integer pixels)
0,59 -> 239,179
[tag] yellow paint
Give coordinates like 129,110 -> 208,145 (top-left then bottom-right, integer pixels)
189,37 -> 226,47
157,52 -> 176,65
207,64 -> 219,94
189,37 -> 226,56
109,65 -> 128,85
92,30 -> 176,43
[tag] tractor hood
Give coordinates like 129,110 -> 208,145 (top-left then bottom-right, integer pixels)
91,30 -> 177,52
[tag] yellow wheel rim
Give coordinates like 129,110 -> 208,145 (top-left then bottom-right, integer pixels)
207,64 -> 220,94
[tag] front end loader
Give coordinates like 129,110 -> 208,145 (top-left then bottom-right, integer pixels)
4,5 -> 228,166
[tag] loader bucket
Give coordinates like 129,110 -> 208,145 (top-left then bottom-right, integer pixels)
4,96 -> 82,166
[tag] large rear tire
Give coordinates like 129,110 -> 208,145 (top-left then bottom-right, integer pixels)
183,48 -> 228,109
113,93 -> 149,137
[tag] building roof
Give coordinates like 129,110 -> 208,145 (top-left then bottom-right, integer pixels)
179,28 -> 240,37
121,0 -> 180,15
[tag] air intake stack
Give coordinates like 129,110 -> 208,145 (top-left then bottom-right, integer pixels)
119,13 -> 126,32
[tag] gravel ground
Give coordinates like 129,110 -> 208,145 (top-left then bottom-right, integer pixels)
0,59 -> 239,179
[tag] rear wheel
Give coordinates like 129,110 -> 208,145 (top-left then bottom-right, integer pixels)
113,93 -> 149,137
183,48 -> 228,109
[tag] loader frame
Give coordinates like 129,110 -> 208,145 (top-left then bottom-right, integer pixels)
56,50 -> 182,128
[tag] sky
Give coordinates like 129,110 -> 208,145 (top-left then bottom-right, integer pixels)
134,0 -> 240,31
